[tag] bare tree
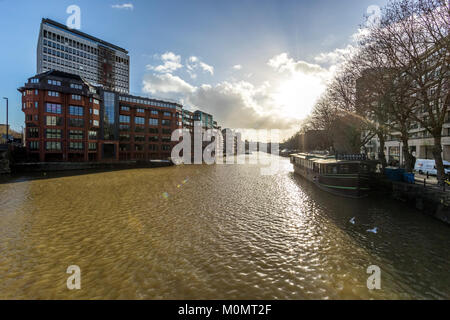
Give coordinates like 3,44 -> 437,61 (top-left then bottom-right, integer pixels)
363,0 -> 449,183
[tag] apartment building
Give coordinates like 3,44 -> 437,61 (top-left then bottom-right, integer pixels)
37,18 -> 130,93
18,70 -> 182,162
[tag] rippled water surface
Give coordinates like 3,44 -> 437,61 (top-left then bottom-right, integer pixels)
0,153 -> 449,299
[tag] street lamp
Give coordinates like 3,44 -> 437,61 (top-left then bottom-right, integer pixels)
2,97 -> 8,144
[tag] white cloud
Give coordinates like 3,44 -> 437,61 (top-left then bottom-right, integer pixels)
111,3 -> 134,10
268,53 -> 325,75
314,44 -> 356,66
147,52 -> 182,74
142,73 -> 195,95
186,56 -> 214,79
141,50 -> 344,139
233,64 -> 242,70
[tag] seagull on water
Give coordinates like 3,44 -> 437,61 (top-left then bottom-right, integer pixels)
366,227 -> 378,234
349,217 -> 356,225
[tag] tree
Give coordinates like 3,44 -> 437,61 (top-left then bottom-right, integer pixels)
363,0 -> 449,183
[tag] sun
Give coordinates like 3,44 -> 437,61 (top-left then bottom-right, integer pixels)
272,73 -> 326,120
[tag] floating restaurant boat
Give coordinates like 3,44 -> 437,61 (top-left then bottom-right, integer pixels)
290,153 -> 377,198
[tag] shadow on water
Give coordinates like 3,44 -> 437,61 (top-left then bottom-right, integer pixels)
288,171 -> 450,299
0,166 -> 168,185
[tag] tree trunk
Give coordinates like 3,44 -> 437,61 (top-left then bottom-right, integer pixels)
401,136 -> 414,173
378,133 -> 387,170
432,135 -> 445,185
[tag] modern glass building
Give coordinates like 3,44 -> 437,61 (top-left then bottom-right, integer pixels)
37,18 -> 130,93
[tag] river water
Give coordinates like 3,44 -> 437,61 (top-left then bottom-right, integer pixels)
0,153 -> 448,299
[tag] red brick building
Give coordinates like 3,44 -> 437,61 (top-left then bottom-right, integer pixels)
19,70 -> 183,162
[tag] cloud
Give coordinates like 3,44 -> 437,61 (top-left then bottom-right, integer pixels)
142,73 -> 195,95
268,53 -> 325,75
111,3 -> 134,10
188,81 -> 298,130
314,45 -> 356,66
141,51 -> 341,139
147,52 -> 182,74
186,56 -> 214,79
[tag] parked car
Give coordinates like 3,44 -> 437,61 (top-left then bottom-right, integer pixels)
414,159 -> 450,175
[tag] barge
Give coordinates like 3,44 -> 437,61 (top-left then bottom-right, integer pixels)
290,153 -> 377,198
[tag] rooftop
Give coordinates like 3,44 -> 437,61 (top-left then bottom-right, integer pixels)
42,18 -> 128,54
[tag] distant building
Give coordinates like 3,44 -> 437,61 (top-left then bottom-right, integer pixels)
18,70 -> 182,162
194,110 -> 214,130
37,18 -> 130,93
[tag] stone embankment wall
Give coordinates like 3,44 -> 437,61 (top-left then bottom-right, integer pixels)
0,146 -> 10,174
371,177 -> 450,226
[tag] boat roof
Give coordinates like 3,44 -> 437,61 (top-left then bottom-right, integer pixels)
290,153 -> 371,165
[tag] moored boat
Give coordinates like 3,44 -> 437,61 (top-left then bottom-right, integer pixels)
290,153 -> 377,198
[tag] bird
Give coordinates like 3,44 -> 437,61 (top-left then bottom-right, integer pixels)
349,217 -> 356,225
366,227 -> 378,234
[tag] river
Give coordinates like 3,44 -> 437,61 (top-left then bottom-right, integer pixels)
0,153 -> 448,299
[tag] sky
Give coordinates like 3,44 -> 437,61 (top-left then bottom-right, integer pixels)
0,0 -> 388,140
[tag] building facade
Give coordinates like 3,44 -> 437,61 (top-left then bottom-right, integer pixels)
37,18 -> 130,93
19,71 -> 182,162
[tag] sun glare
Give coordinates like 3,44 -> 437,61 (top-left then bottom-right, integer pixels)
273,73 -> 326,120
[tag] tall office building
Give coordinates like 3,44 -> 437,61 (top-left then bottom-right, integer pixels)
37,18 -> 130,93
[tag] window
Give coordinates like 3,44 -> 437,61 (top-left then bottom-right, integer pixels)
119,125 -> 130,131
120,115 -> 130,123
120,134 -> 130,141
120,106 -> 130,111
88,131 -> 97,139
35,102 -> 38,109
45,103 -> 62,114
149,144 -> 158,151
28,128 -> 39,138
46,116 -> 62,126
71,94 -> 81,101
149,118 -> 158,126
88,143 -> 97,150
93,120 -> 99,127
163,112 -> 172,117
69,142 -> 83,150
162,129 -> 172,134
119,144 -> 131,151
135,144 -> 144,151
162,145 -> 171,151
162,120 -> 171,126
29,141 -> 39,150
136,108 -> 145,113
70,83 -> 82,90
46,129 -> 62,139
161,136 -> 171,142
69,118 -> 84,127
69,105 -> 84,116
92,108 -> 99,115
149,128 -> 159,134
135,117 -> 145,125
149,136 -> 159,142
69,130 -> 83,140
151,110 -> 158,116
48,79 -> 61,86
134,135 -> 145,142
30,78 -> 39,84
93,99 -> 99,104
48,91 -> 59,97
46,141 -> 61,151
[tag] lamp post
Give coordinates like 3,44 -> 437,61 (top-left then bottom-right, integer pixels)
2,97 -> 8,144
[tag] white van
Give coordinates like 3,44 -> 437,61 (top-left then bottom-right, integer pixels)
414,159 -> 450,175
